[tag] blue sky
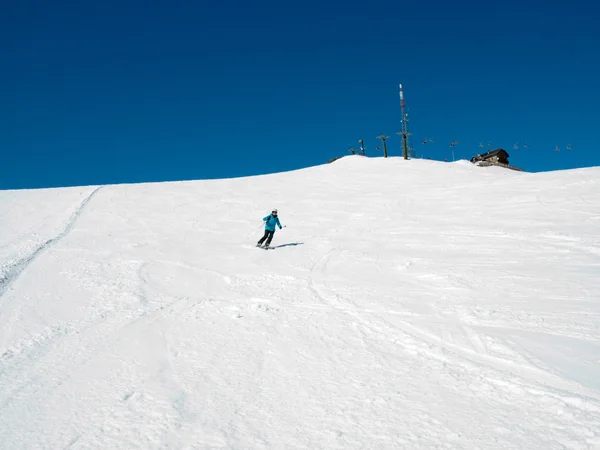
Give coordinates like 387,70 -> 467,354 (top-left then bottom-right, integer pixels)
1,0 -> 599,189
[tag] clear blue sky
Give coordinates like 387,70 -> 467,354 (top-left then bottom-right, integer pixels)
2,0 -> 599,189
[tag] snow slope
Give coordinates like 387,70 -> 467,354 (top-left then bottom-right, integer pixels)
1,156 -> 599,449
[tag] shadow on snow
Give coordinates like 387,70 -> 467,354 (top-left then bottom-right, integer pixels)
271,242 -> 304,249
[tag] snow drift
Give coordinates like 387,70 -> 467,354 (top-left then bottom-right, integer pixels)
1,156 -> 599,448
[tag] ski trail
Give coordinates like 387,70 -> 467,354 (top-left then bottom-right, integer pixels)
306,280 -> 600,405
375,313 -> 600,404
0,186 -> 102,300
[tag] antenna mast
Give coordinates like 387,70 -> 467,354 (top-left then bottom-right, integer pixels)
398,83 -> 410,160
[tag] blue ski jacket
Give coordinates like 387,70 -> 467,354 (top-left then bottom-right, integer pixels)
263,214 -> 282,232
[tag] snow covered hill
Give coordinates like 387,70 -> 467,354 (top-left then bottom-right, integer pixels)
1,156 -> 599,449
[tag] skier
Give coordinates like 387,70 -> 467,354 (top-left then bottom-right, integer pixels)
257,209 -> 283,248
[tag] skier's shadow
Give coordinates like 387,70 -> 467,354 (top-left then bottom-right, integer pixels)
271,242 -> 304,249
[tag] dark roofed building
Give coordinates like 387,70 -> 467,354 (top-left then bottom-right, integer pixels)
470,149 -> 510,165
470,148 -> 524,171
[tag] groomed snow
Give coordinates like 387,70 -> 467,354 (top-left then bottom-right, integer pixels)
1,156 -> 599,448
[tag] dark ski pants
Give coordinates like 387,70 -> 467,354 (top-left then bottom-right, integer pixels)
258,230 -> 275,246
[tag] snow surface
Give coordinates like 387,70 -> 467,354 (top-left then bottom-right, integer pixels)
1,156 -> 599,449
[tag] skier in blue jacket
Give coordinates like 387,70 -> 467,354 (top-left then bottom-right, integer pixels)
257,209 -> 283,248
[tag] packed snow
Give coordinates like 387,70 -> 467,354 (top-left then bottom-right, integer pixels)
1,156 -> 599,449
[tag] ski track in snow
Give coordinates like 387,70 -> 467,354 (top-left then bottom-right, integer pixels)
1,158 -> 600,448
306,268 -> 600,402
0,186 -> 103,299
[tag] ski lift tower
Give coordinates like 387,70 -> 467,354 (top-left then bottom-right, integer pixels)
397,84 -> 411,160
